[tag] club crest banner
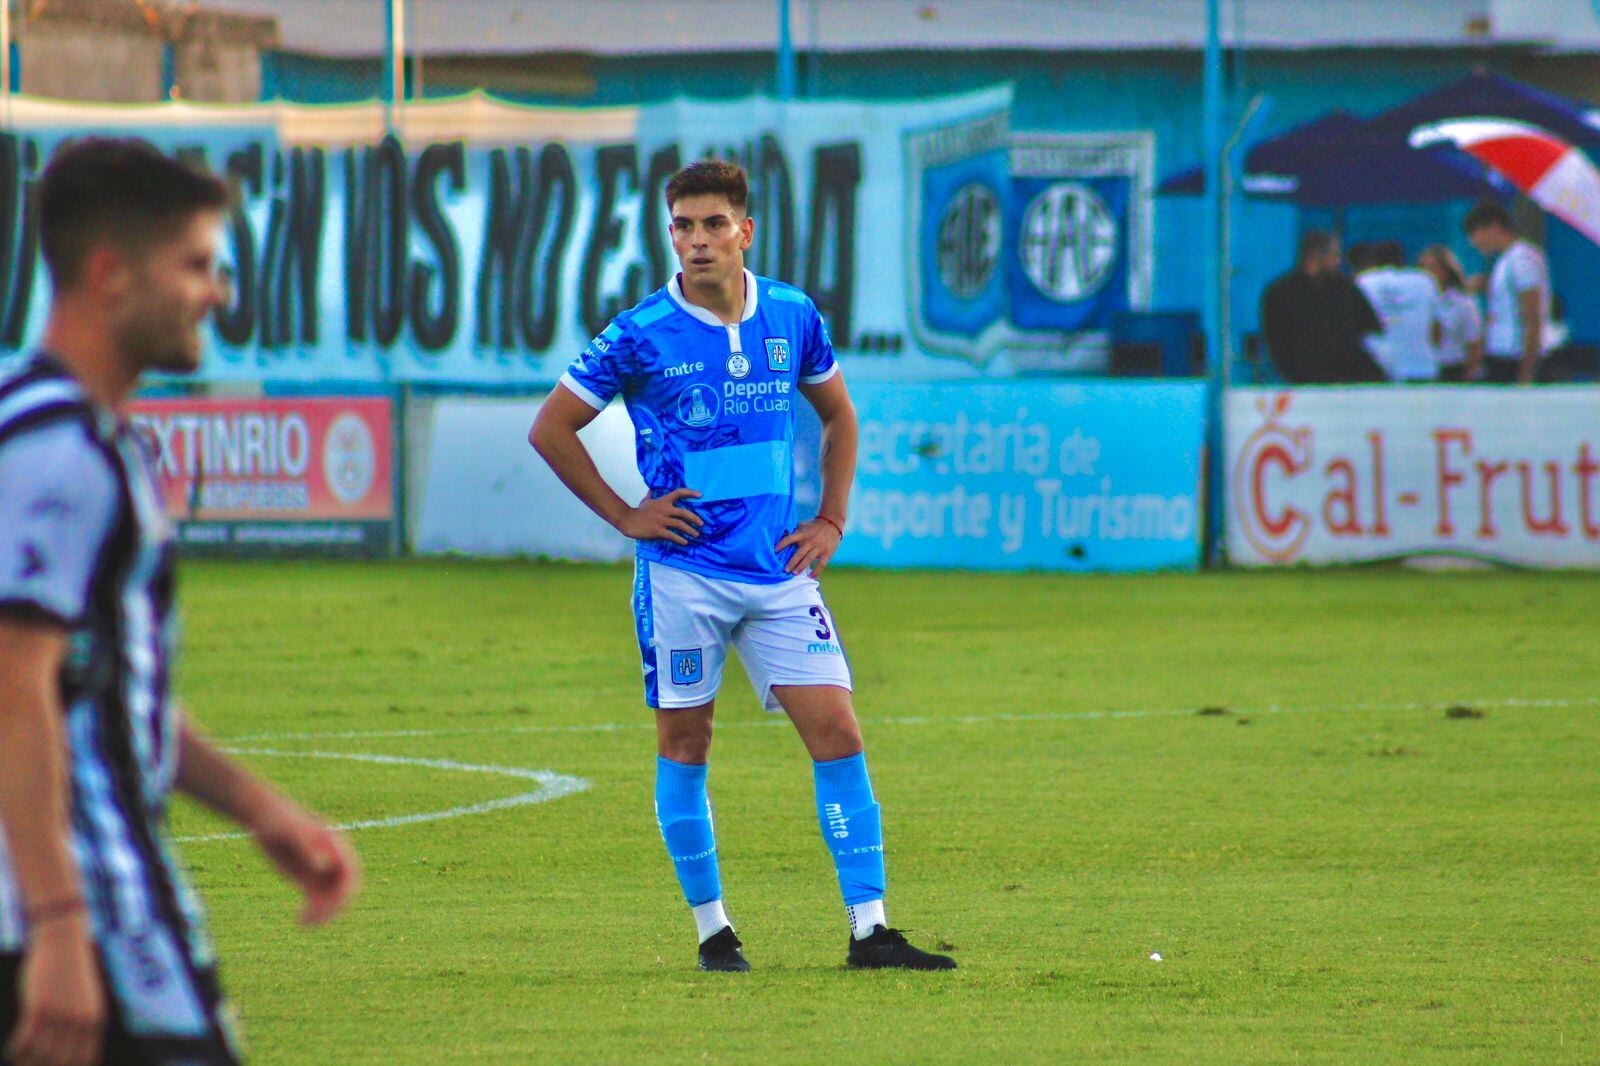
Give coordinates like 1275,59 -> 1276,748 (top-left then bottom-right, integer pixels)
904,106 -> 1012,362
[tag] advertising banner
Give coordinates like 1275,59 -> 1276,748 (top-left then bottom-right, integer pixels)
1227,387 -> 1600,568
128,396 -> 395,555
0,87 -> 1153,385
840,381 -> 1204,571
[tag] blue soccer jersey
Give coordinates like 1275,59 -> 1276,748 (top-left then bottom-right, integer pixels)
560,269 -> 838,584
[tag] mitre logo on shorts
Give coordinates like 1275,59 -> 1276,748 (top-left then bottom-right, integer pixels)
670,648 -> 703,685
764,337 -> 791,372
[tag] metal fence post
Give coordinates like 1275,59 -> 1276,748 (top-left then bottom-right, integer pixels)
1201,0 -> 1228,567
777,0 -> 796,100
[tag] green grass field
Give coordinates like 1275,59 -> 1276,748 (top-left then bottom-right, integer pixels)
167,560 -> 1600,1063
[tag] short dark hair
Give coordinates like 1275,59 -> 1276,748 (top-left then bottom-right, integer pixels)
664,160 -> 748,214
1374,240 -> 1404,268
1345,241 -> 1376,272
1462,202 -> 1513,236
40,137 -> 230,289
1297,229 -> 1336,267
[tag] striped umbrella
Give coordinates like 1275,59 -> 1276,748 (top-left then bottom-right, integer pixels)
1410,118 -> 1600,245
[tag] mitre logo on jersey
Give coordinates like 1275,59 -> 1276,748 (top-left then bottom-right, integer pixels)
1232,393 -> 1313,563
670,648 -> 703,685
727,352 -> 751,379
663,360 -> 704,378
764,338 -> 791,372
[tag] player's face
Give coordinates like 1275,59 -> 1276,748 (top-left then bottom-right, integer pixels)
1466,223 -> 1510,258
669,194 -> 753,287
1322,240 -> 1341,274
114,210 -> 228,375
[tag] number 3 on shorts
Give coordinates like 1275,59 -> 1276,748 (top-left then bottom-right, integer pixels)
808,606 -> 832,641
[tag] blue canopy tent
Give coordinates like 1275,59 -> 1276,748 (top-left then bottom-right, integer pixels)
1157,110 -> 1367,198
1158,108 -> 1503,208
1295,70 -> 1600,206
1362,70 -> 1600,154
1159,71 -> 1600,208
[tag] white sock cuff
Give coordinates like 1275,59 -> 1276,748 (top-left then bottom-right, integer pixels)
848,899 -> 886,939
692,899 -> 730,943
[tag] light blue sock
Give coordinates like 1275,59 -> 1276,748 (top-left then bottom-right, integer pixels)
813,752 -> 886,907
655,756 -> 722,908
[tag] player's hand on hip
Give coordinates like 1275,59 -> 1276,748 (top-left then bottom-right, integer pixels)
777,516 -> 844,575
619,488 -> 704,545
7,918 -> 106,1066
250,799 -> 362,926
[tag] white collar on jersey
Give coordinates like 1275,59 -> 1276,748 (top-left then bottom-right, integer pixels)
668,268 -> 759,327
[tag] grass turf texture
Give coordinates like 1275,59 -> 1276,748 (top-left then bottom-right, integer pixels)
168,560 -> 1600,1063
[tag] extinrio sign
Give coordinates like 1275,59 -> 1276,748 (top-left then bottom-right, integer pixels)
1227,388 -> 1600,568
127,396 -> 395,556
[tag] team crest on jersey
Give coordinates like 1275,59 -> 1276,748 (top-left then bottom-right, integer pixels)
727,352 -> 751,379
670,648 -> 704,685
764,337 -> 791,372
676,384 -> 718,427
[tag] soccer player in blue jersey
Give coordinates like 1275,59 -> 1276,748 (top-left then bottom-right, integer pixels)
0,139 -> 360,1066
530,160 -> 954,973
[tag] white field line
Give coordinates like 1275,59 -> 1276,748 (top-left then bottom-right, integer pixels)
175,749 -> 590,844
217,695 -> 1600,745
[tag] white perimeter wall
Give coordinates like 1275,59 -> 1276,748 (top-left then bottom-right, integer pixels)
411,395 -> 645,560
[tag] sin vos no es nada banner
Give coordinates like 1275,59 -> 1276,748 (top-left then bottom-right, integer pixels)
0,86 -> 1152,384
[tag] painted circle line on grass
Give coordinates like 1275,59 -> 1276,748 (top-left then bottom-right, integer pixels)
218,695 -> 1600,745
175,749 -> 591,843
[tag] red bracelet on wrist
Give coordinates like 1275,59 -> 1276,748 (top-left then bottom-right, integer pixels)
816,514 -> 845,537
26,897 -> 87,926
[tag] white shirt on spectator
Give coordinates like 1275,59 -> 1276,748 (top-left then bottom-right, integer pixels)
1357,266 -> 1440,381
1434,288 -> 1483,369
1485,240 -> 1550,358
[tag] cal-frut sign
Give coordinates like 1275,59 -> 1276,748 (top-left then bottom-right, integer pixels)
1227,388 -> 1600,568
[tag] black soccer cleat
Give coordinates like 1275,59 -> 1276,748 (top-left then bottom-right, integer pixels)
846,925 -> 957,971
698,926 -> 751,972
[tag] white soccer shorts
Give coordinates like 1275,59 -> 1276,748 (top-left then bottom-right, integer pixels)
632,560 -> 853,711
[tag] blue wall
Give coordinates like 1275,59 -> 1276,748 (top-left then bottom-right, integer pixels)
262,47 -> 1598,350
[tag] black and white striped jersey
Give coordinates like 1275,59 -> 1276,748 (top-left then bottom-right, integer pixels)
0,352 -> 220,1039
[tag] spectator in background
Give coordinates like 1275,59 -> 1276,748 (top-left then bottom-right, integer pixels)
1355,240 -> 1440,382
1345,241 -> 1377,276
1419,244 -> 1483,382
1463,203 -> 1550,385
1260,230 -> 1386,384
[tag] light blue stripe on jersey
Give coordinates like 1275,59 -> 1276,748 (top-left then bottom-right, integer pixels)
0,843 -> 20,951
767,285 -> 808,304
118,432 -> 170,808
0,378 -> 81,428
683,440 -> 791,503
70,702 -> 156,934
632,300 -> 675,327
